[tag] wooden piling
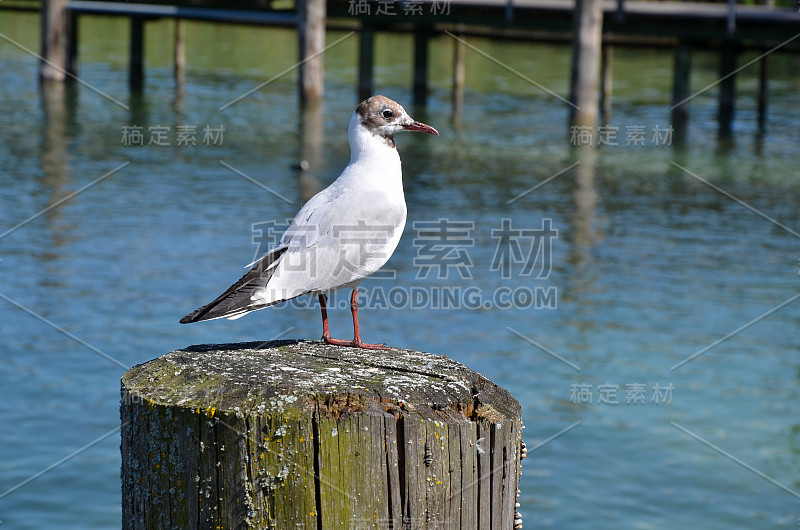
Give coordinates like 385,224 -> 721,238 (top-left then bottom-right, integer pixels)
174,19 -> 186,89
121,340 -> 524,529
569,0 -> 604,130
413,25 -> 432,105
298,0 -> 326,104
40,0 -> 70,81
66,10 -> 78,79
757,53 -> 768,133
130,16 -> 145,91
718,39 -> 737,138
358,25 -> 374,102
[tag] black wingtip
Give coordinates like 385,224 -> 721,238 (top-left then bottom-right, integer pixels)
179,298 -> 218,324
180,307 -> 207,324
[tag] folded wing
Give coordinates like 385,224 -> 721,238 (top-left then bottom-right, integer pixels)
179,246 -> 289,323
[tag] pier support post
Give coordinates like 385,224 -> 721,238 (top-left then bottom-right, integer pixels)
129,17 -> 145,91
358,25 -> 374,101
671,41 -> 691,144
174,19 -> 186,90
40,0 -> 70,81
718,39 -> 737,138
121,340 -> 524,528
66,11 -> 78,79
757,54 -> 768,134
569,0 -> 604,132
413,25 -> 432,105
298,0 -> 326,104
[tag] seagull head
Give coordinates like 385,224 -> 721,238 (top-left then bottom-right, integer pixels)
349,95 -> 439,151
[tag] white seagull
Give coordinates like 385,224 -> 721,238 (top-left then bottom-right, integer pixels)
181,95 -> 439,350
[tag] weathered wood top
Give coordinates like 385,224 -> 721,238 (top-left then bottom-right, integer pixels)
122,340 -> 524,528
123,339 -> 520,422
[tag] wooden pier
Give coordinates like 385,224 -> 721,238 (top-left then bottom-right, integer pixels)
27,0 -> 800,136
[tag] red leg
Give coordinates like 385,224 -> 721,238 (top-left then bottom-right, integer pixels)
319,294 -> 333,340
348,288 -> 388,350
318,290 -> 388,350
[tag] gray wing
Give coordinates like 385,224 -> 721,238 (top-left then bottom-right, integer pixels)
263,188 -> 406,297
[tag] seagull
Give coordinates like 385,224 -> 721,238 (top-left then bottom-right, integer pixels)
180,95 -> 439,350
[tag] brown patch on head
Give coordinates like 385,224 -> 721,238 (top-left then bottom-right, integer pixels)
355,95 -> 408,147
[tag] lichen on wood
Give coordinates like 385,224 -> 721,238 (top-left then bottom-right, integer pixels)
121,339 -> 523,529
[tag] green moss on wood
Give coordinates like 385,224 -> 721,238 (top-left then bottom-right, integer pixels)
121,340 -> 522,529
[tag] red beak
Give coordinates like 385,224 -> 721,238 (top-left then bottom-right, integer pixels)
403,121 -> 439,135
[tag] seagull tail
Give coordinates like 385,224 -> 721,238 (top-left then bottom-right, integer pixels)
180,247 -> 288,324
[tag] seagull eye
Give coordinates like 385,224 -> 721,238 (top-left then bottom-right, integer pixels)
381,109 -> 393,120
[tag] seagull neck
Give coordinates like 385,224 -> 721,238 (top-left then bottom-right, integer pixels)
348,126 -> 402,170
349,140 -> 400,165
345,114 -> 404,192
345,147 -> 403,195
348,112 -> 398,155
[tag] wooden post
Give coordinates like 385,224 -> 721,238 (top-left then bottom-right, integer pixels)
298,0 -> 326,104
121,340 -> 524,529
569,0 -> 604,132
757,53 -> 768,134
413,25 -> 431,105
130,17 -> 145,91
66,11 -> 78,79
174,19 -> 186,90
718,39 -> 737,138
599,44 -> 613,124
40,0 -> 70,81
671,41 -> 691,144
358,25 -> 374,101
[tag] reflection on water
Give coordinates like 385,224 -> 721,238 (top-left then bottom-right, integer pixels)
299,99 -> 326,202
37,81 -> 76,263
1,11 -> 799,529
570,146 -> 601,250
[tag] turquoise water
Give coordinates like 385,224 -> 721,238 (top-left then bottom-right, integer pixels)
1,13 -> 799,528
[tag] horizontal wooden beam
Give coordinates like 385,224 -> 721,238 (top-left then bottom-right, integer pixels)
67,1 -> 298,25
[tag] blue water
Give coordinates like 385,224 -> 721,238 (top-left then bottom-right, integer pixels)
1,13 -> 800,528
